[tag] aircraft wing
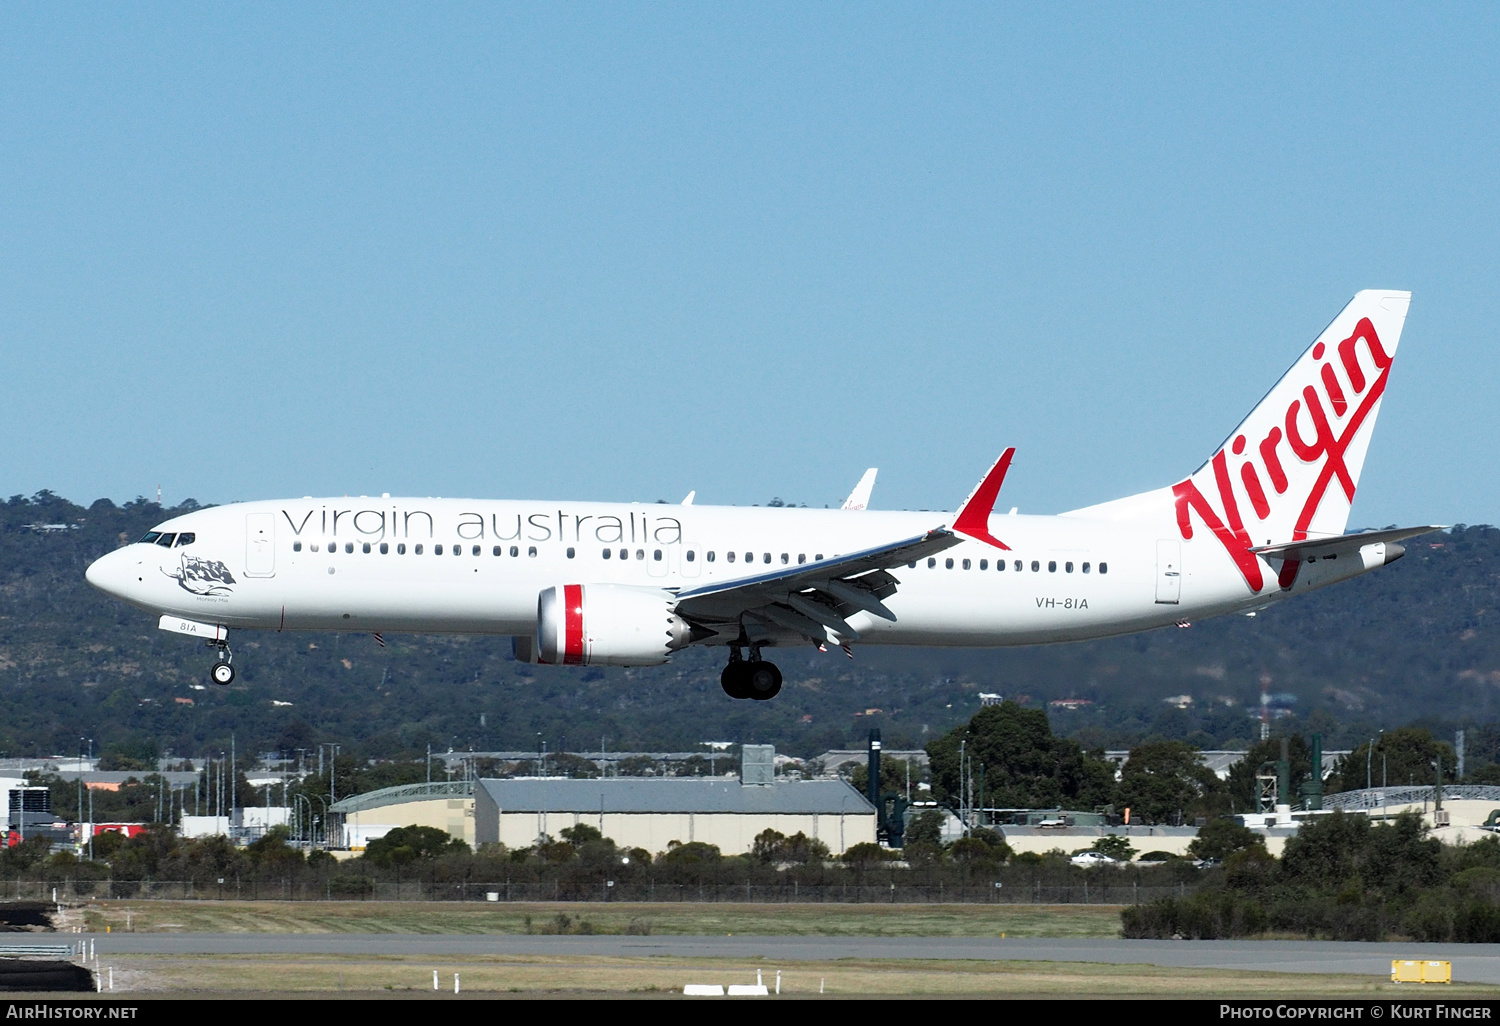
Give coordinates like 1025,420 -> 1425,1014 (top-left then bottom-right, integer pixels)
672,447 -> 1017,647
671,527 -> 960,645
1250,525 -> 1446,562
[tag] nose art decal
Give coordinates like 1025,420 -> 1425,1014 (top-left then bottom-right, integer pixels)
163,554 -> 237,596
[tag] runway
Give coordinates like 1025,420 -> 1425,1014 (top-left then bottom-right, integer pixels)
54,934 -> 1500,985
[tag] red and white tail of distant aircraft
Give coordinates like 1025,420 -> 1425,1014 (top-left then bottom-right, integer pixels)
87,290 -> 1441,700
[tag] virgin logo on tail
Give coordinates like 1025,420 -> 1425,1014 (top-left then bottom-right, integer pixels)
1172,302 -> 1401,593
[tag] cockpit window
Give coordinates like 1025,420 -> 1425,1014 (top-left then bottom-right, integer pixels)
155,533 -> 177,547
139,532 -> 162,545
175,533 -> 195,547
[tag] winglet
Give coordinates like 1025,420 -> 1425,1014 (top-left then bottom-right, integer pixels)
681,491 -> 695,506
951,449 -> 1015,550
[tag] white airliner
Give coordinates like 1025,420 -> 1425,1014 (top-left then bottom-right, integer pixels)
86,291 -> 1439,701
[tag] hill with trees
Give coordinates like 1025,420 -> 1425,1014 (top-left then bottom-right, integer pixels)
1,490 -> 1497,770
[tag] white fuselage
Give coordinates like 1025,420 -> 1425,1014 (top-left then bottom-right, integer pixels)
81,290 -> 1421,666
85,494 -> 1315,650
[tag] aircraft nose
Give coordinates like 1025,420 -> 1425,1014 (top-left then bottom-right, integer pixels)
85,548 -> 137,599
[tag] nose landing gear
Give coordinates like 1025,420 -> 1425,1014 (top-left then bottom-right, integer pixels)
208,639 -> 235,686
720,646 -> 781,701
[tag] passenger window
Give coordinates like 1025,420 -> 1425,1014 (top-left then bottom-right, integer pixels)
381,543 -> 389,554
471,545 -> 480,556
566,547 -> 575,559
415,544 -> 424,555
1031,560 -> 1039,572
453,545 -> 461,556
139,532 -> 162,544
979,559 -> 988,570
686,551 -> 695,562
602,548 -> 611,559
1014,560 -> 1022,571
512,546 -> 520,557
763,553 -> 771,564
995,559 -> 1004,571
908,562 -> 916,569
362,543 -> 371,554
1082,562 -> 1090,573
1100,562 -> 1108,574
398,544 -> 406,555
780,553 -> 789,564
815,553 -> 823,560
293,541 -> 302,552
963,559 -> 971,570
156,533 -> 176,547
1065,561 -> 1073,573
311,543 -> 320,553
746,553 -> 754,563
945,558 -> 954,569
1048,561 -> 1056,572
654,549 -> 663,562
175,533 -> 195,546
927,558 -> 936,568
797,554 -> 805,564
435,544 -> 444,555
727,551 -> 736,563
493,546 -> 502,556
528,546 -> 538,557
707,552 -> 715,562
635,549 -> 644,560
345,542 -> 354,554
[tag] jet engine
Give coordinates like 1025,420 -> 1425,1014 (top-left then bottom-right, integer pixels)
526,584 -> 696,666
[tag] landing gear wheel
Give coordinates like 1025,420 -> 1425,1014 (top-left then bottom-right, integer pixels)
720,661 -> 752,699
210,661 -> 235,686
747,661 -> 782,701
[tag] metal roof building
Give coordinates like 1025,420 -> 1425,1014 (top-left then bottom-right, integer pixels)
331,781 -> 475,848
474,775 -> 875,855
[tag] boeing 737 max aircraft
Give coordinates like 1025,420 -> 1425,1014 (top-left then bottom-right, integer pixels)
86,290 -> 1439,700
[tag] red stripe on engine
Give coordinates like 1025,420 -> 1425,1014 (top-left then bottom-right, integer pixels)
563,584 -> 584,664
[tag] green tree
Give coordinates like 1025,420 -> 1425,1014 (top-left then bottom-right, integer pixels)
904,810 -> 944,847
657,841 -> 721,865
927,701 -> 1116,810
849,757 -> 919,798
1326,728 -> 1455,794
363,825 -> 468,866
751,829 -> 829,864
1117,741 -> 1224,824
558,824 -> 604,845
98,735 -> 160,772
1186,818 -> 1266,862
841,842 -> 891,865
1090,833 -> 1137,861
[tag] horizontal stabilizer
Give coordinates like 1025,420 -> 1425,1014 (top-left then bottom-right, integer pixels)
1251,525 -> 1446,562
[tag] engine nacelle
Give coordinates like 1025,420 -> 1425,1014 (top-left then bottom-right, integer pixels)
531,584 -> 694,667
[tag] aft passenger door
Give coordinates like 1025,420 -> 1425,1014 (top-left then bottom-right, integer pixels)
1155,539 -> 1181,604
245,513 -> 276,577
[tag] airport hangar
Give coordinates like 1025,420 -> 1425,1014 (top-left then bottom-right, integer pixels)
331,746 -> 877,855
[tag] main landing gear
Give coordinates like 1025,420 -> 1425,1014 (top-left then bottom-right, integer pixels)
720,646 -> 781,701
208,638 -> 235,686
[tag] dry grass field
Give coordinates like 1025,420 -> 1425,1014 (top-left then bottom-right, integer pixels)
77,900 -> 1125,938
88,951 -> 1500,998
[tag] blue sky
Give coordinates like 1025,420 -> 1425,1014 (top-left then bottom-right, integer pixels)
2,4 -> 1496,526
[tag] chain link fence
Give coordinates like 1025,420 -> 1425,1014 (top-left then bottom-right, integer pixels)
3,878 -> 1189,904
